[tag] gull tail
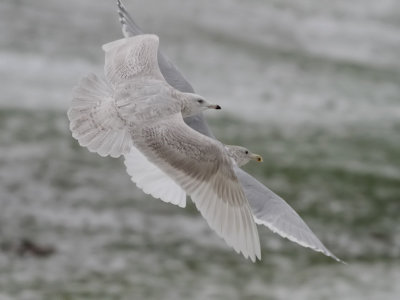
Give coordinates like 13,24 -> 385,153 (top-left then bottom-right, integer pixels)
67,73 -> 132,158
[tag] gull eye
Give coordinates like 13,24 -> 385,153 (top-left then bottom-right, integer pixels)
245,150 -> 249,154
197,99 -> 204,104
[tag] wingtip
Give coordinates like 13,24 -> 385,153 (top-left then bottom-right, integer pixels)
117,0 -> 126,23
244,247 -> 261,263
249,252 -> 262,263
314,245 -> 344,264
254,217 -> 344,264
329,253 -> 346,264
256,248 -> 262,261
116,0 -> 124,12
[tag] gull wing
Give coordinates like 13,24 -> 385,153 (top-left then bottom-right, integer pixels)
132,114 -> 261,261
102,34 -> 165,87
124,147 -> 187,208
116,0 -> 341,261
116,0 -> 214,138
235,167 -> 342,262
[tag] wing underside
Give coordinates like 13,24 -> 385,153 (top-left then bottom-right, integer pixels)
132,114 -> 261,261
124,147 -> 187,207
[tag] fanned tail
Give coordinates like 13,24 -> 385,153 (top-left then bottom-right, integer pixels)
67,73 -> 132,158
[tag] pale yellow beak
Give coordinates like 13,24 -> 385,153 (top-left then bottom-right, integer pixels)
250,153 -> 263,162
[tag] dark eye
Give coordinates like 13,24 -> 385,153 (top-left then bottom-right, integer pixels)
245,150 -> 249,154
197,99 -> 204,104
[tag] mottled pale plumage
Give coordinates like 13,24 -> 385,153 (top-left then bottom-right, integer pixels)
68,34 -> 261,261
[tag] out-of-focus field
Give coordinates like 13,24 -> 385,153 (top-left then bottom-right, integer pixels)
0,0 -> 399,299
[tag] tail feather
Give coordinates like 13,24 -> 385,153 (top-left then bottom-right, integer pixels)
68,73 -> 132,158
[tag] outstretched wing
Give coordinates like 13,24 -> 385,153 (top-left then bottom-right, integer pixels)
236,168 -> 343,262
132,114 -> 261,261
116,0 -> 193,92
116,0 -> 341,262
124,147 -> 187,208
102,34 -> 164,87
116,1 -> 215,138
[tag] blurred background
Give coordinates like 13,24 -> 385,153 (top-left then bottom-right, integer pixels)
1,0 -> 399,299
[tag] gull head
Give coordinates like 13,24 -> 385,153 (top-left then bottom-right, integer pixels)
225,145 -> 263,167
181,93 -> 221,117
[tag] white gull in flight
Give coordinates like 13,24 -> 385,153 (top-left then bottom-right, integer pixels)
114,0 -> 343,263
68,34 -> 265,261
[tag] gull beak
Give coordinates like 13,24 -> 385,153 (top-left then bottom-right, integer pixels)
250,153 -> 263,162
208,104 -> 221,110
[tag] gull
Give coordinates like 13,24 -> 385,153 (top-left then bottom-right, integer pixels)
115,0 -> 343,262
125,145 -> 263,208
68,34 -> 263,261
